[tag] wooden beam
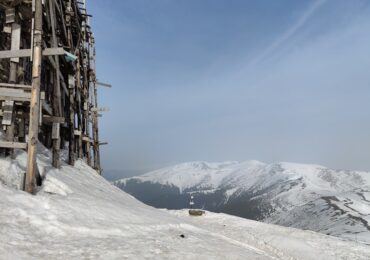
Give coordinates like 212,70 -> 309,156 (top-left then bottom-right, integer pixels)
0,47 -> 64,59
90,107 -> 109,112
0,141 -> 27,149
43,47 -> 65,56
42,116 -> 65,124
96,81 -> 112,88
42,101 -> 53,115
0,88 -> 32,101
0,82 -> 32,89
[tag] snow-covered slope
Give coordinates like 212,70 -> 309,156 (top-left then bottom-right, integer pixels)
1,151 -> 370,259
116,161 -> 370,244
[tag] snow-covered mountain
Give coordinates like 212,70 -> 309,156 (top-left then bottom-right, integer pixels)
115,160 -> 370,244
1,151 -> 370,259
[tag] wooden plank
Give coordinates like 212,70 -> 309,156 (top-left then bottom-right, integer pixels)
82,136 -> 91,142
0,47 -> 64,59
43,47 -> 65,56
10,23 -> 21,63
68,75 -> 75,88
0,49 -> 30,59
42,101 -> 53,115
52,122 -> 60,139
0,88 -> 31,101
96,81 -> 112,88
2,100 -> 14,125
5,8 -> 15,24
90,107 -> 109,112
0,141 -> 27,149
0,82 -> 32,89
42,116 -> 65,124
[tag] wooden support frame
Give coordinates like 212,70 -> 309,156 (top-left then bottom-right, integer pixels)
0,0 -> 107,192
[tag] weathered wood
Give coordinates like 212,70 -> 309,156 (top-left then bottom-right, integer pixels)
18,115 -> 25,142
25,0 -> 43,194
90,107 -> 109,112
74,54 -> 84,159
0,82 -> 32,89
0,141 -> 27,149
5,8 -> 15,24
0,47 -> 64,59
2,100 -> 14,125
0,87 -> 32,101
10,23 -> 21,63
52,122 -> 60,139
42,101 -> 53,115
6,12 -> 20,158
82,136 -> 91,142
1,0 -> 106,182
68,75 -> 75,166
49,0 -> 62,169
74,129 -> 82,136
96,81 -> 112,88
42,115 -> 65,124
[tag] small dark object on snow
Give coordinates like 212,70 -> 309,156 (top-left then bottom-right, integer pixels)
180,234 -> 185,238
189,209 -> 205,216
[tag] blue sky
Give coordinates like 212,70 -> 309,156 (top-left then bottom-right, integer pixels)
89,0 -> 370,180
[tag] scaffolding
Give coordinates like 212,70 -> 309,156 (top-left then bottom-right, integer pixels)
0,0 -> 109,193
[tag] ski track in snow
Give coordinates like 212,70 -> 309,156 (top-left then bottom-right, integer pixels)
0,149 -> 370,259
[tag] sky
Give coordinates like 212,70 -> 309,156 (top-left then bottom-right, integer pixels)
88,0 -> 370,180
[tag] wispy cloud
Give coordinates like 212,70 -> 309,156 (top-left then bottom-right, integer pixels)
246,0 -> 327,69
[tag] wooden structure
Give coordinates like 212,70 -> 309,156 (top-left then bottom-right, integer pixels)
0,0 -> 109,193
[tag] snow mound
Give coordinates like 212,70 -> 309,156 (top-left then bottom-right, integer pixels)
0,151 -> 369,259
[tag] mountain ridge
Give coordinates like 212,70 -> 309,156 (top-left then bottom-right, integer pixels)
115,160 -> 370,243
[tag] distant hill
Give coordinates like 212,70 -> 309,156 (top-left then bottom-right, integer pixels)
115,160 -> 370,243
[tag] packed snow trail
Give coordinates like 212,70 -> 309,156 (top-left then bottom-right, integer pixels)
0,149 -> 369,259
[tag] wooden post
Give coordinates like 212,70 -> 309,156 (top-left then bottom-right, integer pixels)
92,84 -> 100,174
83,19 -> 91,166
5,9 -> 21,157
49,0 -> 62,168
91,45 -> 101,174
68,75 -> 75,165
84,99 -> 91,165
25,0 -> 43,193
76,53 -> 83,159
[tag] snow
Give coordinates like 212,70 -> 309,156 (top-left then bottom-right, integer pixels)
118,160 -> 370,243
123,160 -> 264,193
170,210 -> 370,260
1,149 -> 370,259
125,160 -> 370,197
